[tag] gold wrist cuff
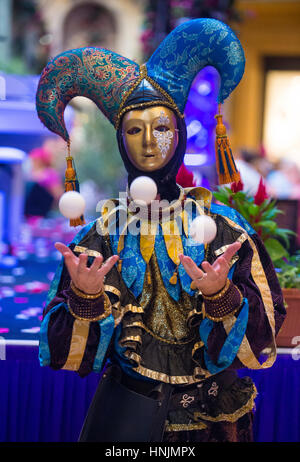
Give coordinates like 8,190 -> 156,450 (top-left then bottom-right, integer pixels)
203,301 -> 242,322
203,285 -> 243,322
202,278 -> 230,300
67,292 -> 112,322
70,280 -> 104,299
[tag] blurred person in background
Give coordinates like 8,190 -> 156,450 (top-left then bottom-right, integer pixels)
266,159 -> 300,199
24,145 -> 64,220
235,148 -> 273,195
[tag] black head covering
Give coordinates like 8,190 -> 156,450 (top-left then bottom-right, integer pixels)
116,79 -> 187,202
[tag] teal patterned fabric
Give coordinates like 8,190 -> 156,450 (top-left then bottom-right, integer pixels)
110,210 -> 206,301
93,313 -> 115,373
199,263 -> 248,374
39,302 -> 65,367
36,47 -> 139,140
146,18 -> 245,110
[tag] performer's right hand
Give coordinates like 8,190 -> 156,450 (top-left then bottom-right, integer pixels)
54,242 -> 119,295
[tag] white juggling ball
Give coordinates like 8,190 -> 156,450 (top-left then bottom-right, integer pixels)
189,215 -> 217,244
129,176 -> 157,205
58,191 -> 86,220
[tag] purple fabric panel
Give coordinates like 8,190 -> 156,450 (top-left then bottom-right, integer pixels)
78,322 -> 101,377
42,269 -> 104,376
206,235 -> 286,368
48,305 -> 74,370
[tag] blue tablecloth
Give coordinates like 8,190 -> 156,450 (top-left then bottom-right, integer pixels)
0,348 -> 299,442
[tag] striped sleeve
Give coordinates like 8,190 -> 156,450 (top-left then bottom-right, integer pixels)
200,221 -> 286,374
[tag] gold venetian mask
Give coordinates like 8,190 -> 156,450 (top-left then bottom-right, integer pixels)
122,106 -> 179,172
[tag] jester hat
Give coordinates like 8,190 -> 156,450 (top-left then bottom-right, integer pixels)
37,17 -> 244,137
36,18 -> 245,224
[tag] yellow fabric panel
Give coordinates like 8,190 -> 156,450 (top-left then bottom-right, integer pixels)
62,319 -> 90,371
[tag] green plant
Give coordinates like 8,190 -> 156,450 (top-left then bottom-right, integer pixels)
275,253 -> 300,289
213,178 -> 295,266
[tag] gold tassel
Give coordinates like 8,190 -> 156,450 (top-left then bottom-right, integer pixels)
64,141 -> 85,227
147,264 -> 151,285
117,259 -> 122,273
169,267 -> 178,285
215,105 -> 241,185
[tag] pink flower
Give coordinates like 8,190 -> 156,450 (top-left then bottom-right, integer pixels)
230,180 -> 244,193
254,177 -> 268,205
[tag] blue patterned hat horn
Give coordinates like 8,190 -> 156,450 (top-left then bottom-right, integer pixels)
36,18 -> 245,142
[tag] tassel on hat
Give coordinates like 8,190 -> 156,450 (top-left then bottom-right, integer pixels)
215,105 -> 241,185
60,142 -> 86,227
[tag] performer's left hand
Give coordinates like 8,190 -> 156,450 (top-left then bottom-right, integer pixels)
179,241 -> 241,296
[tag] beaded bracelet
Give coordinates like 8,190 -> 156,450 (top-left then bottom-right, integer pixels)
70,280 -> 104,299
67,291 -> 112,322
201,278 -> 231,300
203,279 -> 243,322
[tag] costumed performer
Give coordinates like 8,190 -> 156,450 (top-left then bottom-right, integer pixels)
36,18 -> 286,443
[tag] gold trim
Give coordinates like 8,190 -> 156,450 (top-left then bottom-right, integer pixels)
70,280 -> 104,299
124,350 -> 141,365
73,245 -> 101,258
111,301 -> 123,327
191,341 -> 204,357
62,319 -> 90,371
194,385 -> 257,423
187,308 -> 200,319
120,335 -> 142,345
123,320 -> 145,329
115,64 -> 184,129
204,303 -> 242,323
104,285 -> 121,298
165,422 -> 208,432
202,279 -> 230,301
184,186 -> 212,212
123,304 -> 144,314
248,236 -> 276,335
67,293 -> 112,322
132,364 -> 200,385
186,307 -> 202,324
215,244 -> 231,256
214,233 -> 248,257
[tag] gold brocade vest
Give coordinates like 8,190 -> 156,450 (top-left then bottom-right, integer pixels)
139,252 -> 196,343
